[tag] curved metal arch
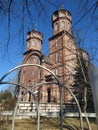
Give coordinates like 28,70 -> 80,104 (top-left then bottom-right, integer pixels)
0,81 -> 36,98
0,64 -> 59,83
0,64 -> 84,130
12,87 -> 37,130
0,81 -> 44,130
1,81 -> 83,130
0,81 -> 39,130
0,64 -> 61,130
64,86 -> 84,130
28,82 -> 84,130
31,82 -> 84,130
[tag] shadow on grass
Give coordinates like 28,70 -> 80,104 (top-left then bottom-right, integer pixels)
0,117 -> 97,130
40,117 -> 82,130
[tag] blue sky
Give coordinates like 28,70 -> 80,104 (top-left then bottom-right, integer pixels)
0,0 -> 98,90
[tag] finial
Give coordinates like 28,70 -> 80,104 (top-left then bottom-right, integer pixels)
34,24 -> 38,31
59,4 -> 64,10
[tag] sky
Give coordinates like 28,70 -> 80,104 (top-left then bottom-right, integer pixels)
0,0 -> 98,90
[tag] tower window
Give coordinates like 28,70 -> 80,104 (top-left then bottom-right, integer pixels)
55,14 -> 58,19
47,88 -> 51,102
21,91 -> 24,101
32,41 -> 35,46
55,68 -> 58,75
61,12 -> 65,17
28,92 -> 31,101
37,42 -> 40,48
27,42 -> 30,48
55,38 -> 58,48
56,53 -> 58,63
61,21 -> 65,29
66,22 -> 71,31
55,23 -> 59,31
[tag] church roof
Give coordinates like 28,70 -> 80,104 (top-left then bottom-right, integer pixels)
42,55 -> 51,65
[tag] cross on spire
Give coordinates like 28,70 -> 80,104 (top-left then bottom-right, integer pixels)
34,24 -> 38,31
59,4 -> 64,10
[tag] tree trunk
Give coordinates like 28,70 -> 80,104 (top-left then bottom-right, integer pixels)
83,87 -> 92,130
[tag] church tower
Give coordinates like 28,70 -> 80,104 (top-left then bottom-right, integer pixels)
49,7 -> 77,102
52,7 -> 72,35
18,30 -> 43,101
26,30 -> 42,52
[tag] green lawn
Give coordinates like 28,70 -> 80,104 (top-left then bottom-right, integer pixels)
0,116 -> 97,130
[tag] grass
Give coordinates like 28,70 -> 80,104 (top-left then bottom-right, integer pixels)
0,116 -> 97,130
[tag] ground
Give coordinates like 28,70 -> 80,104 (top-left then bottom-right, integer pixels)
0,117 -> 97,130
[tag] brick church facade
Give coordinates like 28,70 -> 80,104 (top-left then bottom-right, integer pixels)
18,8 -> 88,105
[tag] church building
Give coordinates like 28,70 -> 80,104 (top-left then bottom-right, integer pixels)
18,7 -> 88,108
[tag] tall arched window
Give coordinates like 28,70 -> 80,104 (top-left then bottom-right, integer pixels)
21,91 -> 24,101
55,23 -> 59,31
61,21 -> 65,29
61,12 -> 65,17
47,88 -> 51,102
32,41 -> 35,46
55,38 -> 58,48
66,22 -> 71,31
55,68 -> 58,75
56,53 -> 58,63
28,92 -> 31,101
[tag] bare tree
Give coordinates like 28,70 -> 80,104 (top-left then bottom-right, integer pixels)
0,0 -> 97,64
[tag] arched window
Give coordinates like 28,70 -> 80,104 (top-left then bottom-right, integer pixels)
47,88 -> 51,102
55,23 -> 59,31
32,41 -> 35,46
66,22 -> 71,31
55,68 -> 58,75
55,38 -> 58,48
28,92 -> 31,101
61,21 -> 65,29
56,53 -> 58,63
21,91 -> 24,101
27,42 -> 30,48
61,12 -> 65,17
